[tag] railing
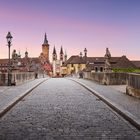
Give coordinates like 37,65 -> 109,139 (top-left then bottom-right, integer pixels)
0,73 -> 6,86
84,71 -> 140,98
83,72 -> 127,85
0,72 -> 35,86
127,73 -> 140,90
126,73 -> 140,98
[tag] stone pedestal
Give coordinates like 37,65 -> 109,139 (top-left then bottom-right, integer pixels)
126,86 -> 140,99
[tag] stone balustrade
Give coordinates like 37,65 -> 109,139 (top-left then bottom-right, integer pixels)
126,73 -> 140,98
102,72 -> 127,85
84,71 -> 140,98
84,72 -> 127,85
0,73 -> 6,86
0,72 -> 35,86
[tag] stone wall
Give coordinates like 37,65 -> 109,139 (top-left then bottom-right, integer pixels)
126,73 -> 140,98
84,72 -> 127,85
84,72 -> 104,83
84,72 -> 92,79
0,74 -> 6,86
84,71 -> 140,98
102,72 -> 127,85
0,72 -> 35,86
12,72 -> 35,85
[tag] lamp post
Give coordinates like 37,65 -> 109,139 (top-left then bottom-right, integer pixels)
6,32 -> 13,86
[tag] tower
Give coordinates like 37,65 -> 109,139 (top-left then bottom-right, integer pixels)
60,46 -> 64,61
52,46 -> 57,76
42,33 -> 49,61
52,46 -> 57,61
52,46 -> 66,77
64,50 -> 67,62
84,48 -> 87,62
60,46 -> 64,66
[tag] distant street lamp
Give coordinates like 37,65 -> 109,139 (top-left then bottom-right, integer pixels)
6,32 -> 13,86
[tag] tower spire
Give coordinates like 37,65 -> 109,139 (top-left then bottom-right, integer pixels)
43,33 -> 48,44
52,46 -> 57,61
60,46 -> 64,61
60,46 -> 63,54
53,46 -> 56,54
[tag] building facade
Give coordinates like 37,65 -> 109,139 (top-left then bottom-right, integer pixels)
52,46 -> 67,77
64,48 -> 137,75
0,33 -> 52,75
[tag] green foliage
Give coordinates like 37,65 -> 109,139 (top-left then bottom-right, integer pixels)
112,68 -> 140,73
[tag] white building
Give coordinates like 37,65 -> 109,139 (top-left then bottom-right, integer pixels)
52,46 -> 67,77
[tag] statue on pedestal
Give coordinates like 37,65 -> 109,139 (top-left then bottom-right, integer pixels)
104,48 -> 112,72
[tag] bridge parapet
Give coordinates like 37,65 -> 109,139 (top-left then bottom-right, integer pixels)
84,71 -> 140,98
126,73 -> 140,98
0,72 -> 35,86
84,72 -> 127,85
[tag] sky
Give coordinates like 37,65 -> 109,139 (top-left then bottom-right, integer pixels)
0,0 -> 140,60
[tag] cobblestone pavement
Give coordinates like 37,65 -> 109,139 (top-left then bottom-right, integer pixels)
0,86 -> 10,93
70,78 -> 140,120
0,78 -> 140,140
0,78 -> 48,116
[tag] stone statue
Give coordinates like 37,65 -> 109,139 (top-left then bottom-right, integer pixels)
104,48 -> 111,72
12,50 -> 18,60
11,50 -> 18,68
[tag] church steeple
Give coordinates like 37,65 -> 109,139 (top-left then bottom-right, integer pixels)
52,46 -> 57,61
43,33 -> 48,45
60,46 -> 63,54
53,46 -> 56,55
60,46 -> 64,61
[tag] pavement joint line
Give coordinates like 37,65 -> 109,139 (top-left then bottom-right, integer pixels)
0,78 -> 50,118
0,87 -> 11,93
69,78 -> 140,131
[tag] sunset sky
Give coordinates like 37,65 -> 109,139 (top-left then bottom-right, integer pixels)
0,0 -> 140,60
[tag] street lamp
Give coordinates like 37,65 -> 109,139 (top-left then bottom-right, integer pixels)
6,32 -> 13,86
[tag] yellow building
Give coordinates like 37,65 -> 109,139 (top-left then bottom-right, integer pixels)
64,55 -> 86,75
61,49 -> 88,76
